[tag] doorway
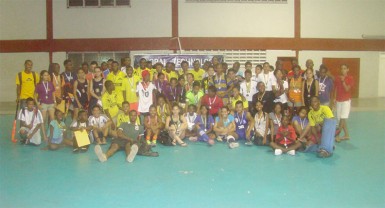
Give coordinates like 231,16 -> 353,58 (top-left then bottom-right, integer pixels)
322,58 -> 360,98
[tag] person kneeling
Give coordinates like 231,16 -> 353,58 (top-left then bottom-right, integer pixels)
94,110 -> 158,163
270,115 -> 301,156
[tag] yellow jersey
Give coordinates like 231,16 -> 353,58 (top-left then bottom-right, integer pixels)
162,69 -> 179,81
106,71 -> 126,94
123,75 -> 140,103
308,105 -> 334,126
101,91 -> 123,118
230,95 -> 249,110
16,71 -> 40,99
116,112 -> 140,127
189,68 -> 205,82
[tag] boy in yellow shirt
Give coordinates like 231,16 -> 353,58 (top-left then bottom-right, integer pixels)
190,60 -> 205,82
298,96 -> 337,158
106,61 -> 126,96
102,80 -> 123,130
122,66 -> 140,112
16,60 -> 40,108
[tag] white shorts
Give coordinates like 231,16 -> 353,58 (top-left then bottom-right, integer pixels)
19,127 -> 42,145
336,100 -> 351,119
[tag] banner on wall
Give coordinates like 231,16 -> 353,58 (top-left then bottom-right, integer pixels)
133,54 -> 224,69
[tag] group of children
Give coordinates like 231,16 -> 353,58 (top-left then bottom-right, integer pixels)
15,57 -> 354,162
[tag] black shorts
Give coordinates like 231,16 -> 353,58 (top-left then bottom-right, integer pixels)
111,139 -> 131,150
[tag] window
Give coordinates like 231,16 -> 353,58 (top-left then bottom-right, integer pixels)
182,50 -> 266,70
68,0 -> 130,8
186,0 -> 287,3
67,52 -> 130,69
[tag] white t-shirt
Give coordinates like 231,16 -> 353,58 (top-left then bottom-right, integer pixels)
88,115 -> 109,128
185,112 -> 197,131
18,108 -> 43,130
71,121 -> 87,128
254,112 -> 270,136
257,71 -> 276,91
18,108 -> 43,144
137,82 -> 156,113
240,80 -> 258,102
272,80 -> 289,103
251,73 -> 261,83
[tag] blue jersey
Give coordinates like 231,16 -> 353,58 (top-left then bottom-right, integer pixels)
234,111 -> 248,139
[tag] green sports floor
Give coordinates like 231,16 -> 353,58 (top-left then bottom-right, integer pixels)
0,110 -> 384,208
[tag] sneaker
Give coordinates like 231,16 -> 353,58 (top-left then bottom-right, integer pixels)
287,150 -> 296,156
226,135 -> 235,143
216,136 -> 223,142
189,137 -> 198,142
146,140 -> 151,145
94,145 -> 107,162
72,147 -> 79,153
126,144 -> 139,163
274,149 -> 283,155
151,141 -> 157,147
229,142 -> 239,149
245,141 -> 253,146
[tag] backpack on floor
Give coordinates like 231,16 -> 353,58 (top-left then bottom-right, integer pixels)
157,130 -> 174,146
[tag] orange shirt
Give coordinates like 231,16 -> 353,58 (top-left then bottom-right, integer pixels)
288,77 -> 303,103
50,74 -> 64,99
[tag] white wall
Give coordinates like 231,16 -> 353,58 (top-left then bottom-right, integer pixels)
0,0 -> 46,40
301,0 -> 385,39
52,52 -> 67,68
299,51 -> 381,98
379,53 -> 385,97
0,53 -> 49,102
266,50 -> 296,65
179,0 -> 294,37
53,0 -> 172,39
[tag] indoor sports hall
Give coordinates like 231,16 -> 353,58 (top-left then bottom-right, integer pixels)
0,0 -> 384,208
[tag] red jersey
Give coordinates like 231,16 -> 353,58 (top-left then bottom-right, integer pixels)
334,75 -> 354,102
276,125 -> 296,145
201,95 -> 223,116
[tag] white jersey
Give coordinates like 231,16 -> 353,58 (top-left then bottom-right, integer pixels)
137,82 -> 156,113
71,121 -> 87,128
272,80 -> 289,104
257,71 -> 276,91
240,80 -> 258,102
185,112 -> 197,131
88,114 -> 109,128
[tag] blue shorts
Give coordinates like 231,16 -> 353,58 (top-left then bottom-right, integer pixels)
51,137 -> 63,144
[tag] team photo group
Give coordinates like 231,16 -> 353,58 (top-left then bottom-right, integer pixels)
15,56 -> 354,162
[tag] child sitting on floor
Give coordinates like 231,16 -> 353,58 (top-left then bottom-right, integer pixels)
185,104 -> 198,139
88,105 -> 112,145
270,115 -> 302,155
42,110 -> 73,150
191,105 -> 216,145
18,97 -> 44,145
70,110 -> 93,152
292,106 -> 316,149
144,105 -> 164,146
156,95 -> 171,124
